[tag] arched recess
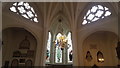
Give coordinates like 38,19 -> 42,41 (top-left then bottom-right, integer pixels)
77,26 -> 118,66
82,31 -> 118,66
2,27 -> 37,66
44,8 -> 73,64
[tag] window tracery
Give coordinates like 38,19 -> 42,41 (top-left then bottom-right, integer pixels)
46,32 -> 52,62
82,5 -> 111,25
10,1 -> 38,23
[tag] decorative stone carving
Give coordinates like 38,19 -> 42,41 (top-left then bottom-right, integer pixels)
13,51 -> 21,57
19,36 -> 30,49
86,51 -> 92,62
11,59 -> 19,67
25,59 -> 32,66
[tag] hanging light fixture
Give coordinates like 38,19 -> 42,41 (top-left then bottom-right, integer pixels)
53,34 -> 68,50
97,51 -> 104,63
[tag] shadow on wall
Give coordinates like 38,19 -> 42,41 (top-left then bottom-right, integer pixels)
2,27 -> 37,67
83,31 -> 118,66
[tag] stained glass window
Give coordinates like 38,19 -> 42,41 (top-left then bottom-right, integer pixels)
46,32 -> 73,64
55,33 -> 62,63
82,5 -> 111,25
67,32 -> 73,63
10,1 -> 38,23
46,32 -> 52,62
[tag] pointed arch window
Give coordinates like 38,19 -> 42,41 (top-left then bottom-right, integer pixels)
55,33 -> 63,63
67,32 -> 73,63
46,32 -> 73,64
82,5 -> 111,25
46,32 -> 52,62
10,1 -> 38,23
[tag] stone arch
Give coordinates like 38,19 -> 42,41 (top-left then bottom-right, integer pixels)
2,27 -> 38,66
82,31 -> 118,66
80,29 -> 118,47
2,26 -> 39,42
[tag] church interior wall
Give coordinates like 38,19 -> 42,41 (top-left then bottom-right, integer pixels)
1,2 -> 119,67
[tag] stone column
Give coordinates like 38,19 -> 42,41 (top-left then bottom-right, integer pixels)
78,40 -> 84,66
42,27 -> 49,66
65,45 -> 68,64
34,40 -> 42,66
50,37 -> 55,64
71,26 -> 79,66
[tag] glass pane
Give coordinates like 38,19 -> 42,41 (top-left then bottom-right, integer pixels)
91,6 -> 97,13
67,32 -> 73,63
55,33 -> 62,63
46,32 -> 52,62
55,46 -> 62,63
82,5 -> 111,25
10,2 -> 39,23
82,20 -> 87,25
